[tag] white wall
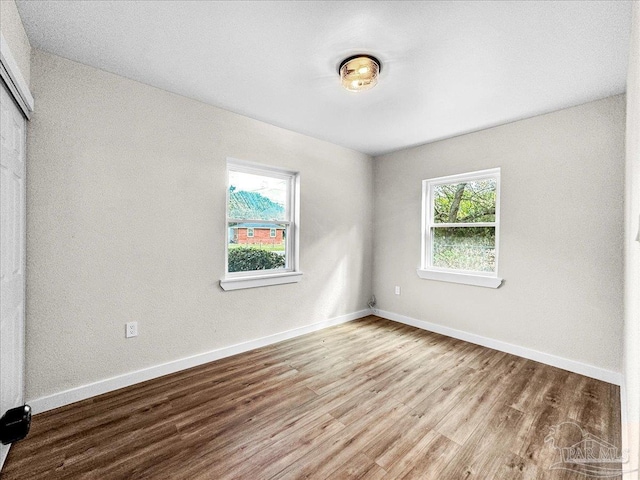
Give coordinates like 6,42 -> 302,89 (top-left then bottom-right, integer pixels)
373,95 -> 625,376
623,2 -> 640,478
21,37 -> 630,422
25,50 -> 373,402
0,0 -> 30,85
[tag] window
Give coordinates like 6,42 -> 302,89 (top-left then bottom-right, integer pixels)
418,168 -> 502,288
220,159 -> 301,291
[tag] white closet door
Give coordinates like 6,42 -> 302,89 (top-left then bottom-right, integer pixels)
0,80 -> 26,469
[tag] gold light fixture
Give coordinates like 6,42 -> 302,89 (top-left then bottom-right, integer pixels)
339,54 -> 381,92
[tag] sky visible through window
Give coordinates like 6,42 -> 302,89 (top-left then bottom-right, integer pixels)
229,171 -> 286,211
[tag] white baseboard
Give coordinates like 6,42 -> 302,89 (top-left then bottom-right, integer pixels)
27,309 -> 371,414
376,309 -> 623,386
28,308 -> 622,414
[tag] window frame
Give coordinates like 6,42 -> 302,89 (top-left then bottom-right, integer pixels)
246,227 -> 255,238
220,158 -> 302,291
417,168 -> 503,288
269,228 -> 276,238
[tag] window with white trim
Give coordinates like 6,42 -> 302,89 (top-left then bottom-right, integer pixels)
418,168 -> 502,288
220,159 -> 301,291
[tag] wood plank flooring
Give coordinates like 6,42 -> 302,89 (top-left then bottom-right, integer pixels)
2,316 -> 621,479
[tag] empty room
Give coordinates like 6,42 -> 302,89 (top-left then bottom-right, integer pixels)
0,0 -> 639,479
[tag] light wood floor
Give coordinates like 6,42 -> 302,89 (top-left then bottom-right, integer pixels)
2,316 -> 621,479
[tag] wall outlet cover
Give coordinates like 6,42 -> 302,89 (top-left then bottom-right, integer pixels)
125,322 -> 138,338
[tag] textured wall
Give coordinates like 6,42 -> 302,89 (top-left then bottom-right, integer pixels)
623,3 -> 640,477
0,0 -> 30,85
22,46 -> 629,410
25,50 -> 373,401
373,95 -> 625,374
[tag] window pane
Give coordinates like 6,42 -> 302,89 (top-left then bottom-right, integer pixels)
432,227 -> 495,272
228,222 -> 287,272
433,179 -> 496,223
228,171 -> 287,221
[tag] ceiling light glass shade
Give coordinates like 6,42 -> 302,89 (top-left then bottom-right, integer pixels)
339,55 -> 381,92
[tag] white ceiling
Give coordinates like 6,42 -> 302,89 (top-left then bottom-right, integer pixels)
16,1 -> 632,156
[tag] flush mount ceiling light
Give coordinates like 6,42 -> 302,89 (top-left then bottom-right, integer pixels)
339,54 -> 381,92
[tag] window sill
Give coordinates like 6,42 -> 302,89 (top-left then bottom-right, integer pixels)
220,271 -> 303,291
416,269 -> 503,288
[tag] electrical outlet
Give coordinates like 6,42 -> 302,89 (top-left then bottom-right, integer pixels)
395,286 -> 401,295
125,322 -> 138,338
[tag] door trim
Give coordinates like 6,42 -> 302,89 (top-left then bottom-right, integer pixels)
0,33 -> 33,119
0,75 -> 28,471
